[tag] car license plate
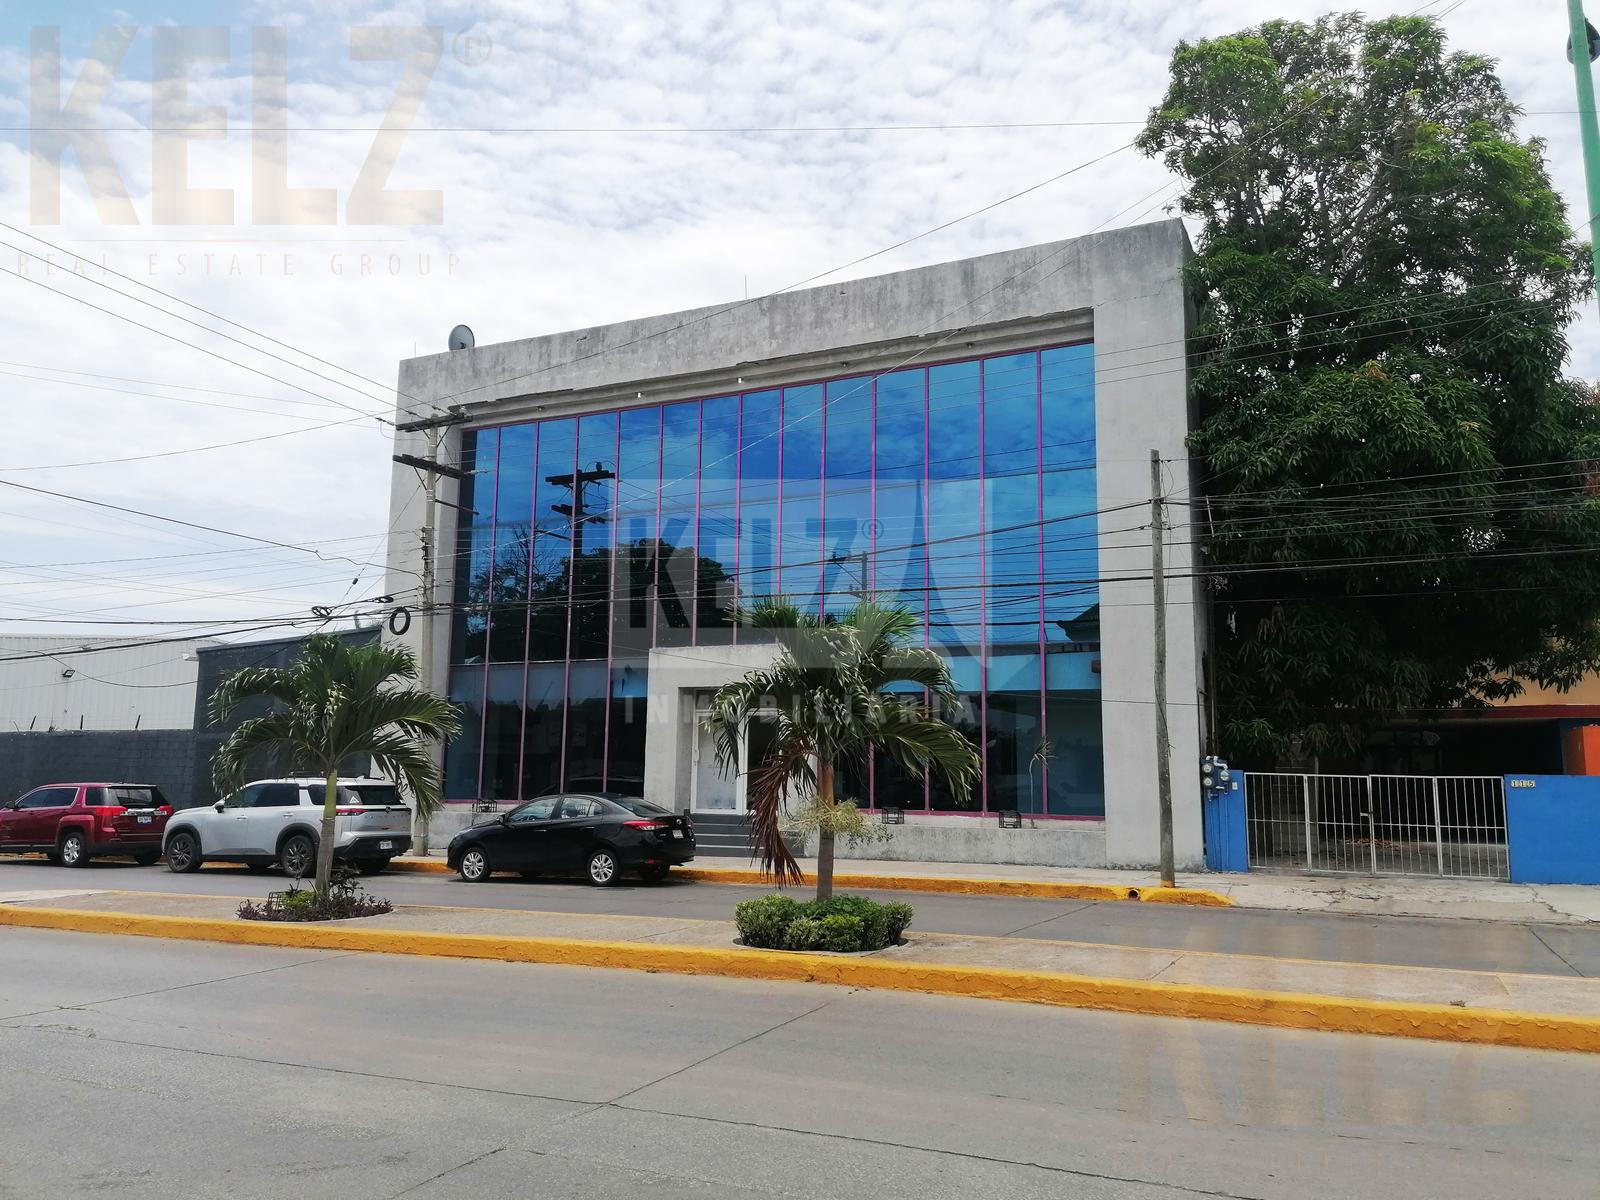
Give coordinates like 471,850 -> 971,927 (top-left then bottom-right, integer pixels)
136,814 -> 152,824
672,829 -> 684,838
378,840 -> 394,850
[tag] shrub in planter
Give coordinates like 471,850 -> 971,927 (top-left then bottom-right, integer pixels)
880,902 -> 914,942
810,896 -> 887,947
781,916 -> 828,951
815,914 -> 867,952
238,866 -> 394,922
735,893 -> 911,952
735,894 -> 804,946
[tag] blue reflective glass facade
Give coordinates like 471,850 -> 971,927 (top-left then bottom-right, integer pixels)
443,341 -> 1103,815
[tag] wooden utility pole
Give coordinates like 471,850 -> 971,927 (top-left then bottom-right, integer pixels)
1151,450 -> 1175,888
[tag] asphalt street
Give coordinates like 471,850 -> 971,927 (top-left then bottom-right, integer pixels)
3,925 -> 1599,1200
2,856 -> 1597,977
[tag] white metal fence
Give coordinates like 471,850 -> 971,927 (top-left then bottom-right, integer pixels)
1243,773 -> 1508,880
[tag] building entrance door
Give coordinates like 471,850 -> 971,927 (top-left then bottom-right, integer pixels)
690,704 -> 780,815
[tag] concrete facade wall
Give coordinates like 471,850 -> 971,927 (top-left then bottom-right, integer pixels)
387,219 -> 1203,869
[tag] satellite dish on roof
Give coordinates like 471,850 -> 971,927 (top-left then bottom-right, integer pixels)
448,324 -> 475,351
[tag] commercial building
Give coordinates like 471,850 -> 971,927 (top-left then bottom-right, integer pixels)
385,219 -> 1206,868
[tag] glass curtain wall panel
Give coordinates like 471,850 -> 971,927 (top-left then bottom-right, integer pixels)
442,343 -> 1103,816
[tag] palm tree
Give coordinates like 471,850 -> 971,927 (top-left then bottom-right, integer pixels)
706,598 -> 980,900
211,634 -> 459,895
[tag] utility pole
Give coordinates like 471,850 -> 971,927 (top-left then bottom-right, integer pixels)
393,413 -> 469,854
1150,449 -> 1175,888
549,461 -> 616,560
1569,0 -> 1600,294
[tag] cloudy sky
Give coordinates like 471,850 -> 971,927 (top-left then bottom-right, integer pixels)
0,0 -> 1590,649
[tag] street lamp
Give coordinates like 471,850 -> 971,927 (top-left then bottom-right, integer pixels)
1567,1 -> 1600,296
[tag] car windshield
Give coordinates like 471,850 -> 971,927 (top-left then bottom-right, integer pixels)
607,796 -> 672,818
337,785 -> 402,807
106,787 -> 165,809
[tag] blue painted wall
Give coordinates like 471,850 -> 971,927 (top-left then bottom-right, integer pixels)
1505,775 -> 1600,885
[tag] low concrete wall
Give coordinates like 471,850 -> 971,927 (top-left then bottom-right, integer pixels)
426,807 -> 504,846
801,817 -> 1107,869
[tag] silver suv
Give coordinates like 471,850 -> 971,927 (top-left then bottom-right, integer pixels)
162,778 -> 411,877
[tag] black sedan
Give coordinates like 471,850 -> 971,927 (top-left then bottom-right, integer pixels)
447,793 -> 696,885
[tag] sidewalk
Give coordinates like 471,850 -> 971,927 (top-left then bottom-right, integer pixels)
401,850 -> 1600,923
5,888 -> 1599,1053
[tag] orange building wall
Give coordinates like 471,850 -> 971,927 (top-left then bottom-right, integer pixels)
1562,725 -> 1600,776
1500,674 -> 1600,709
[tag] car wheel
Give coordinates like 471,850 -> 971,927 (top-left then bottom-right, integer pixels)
133,851 -> 160,867
165,831 -> 202,873
278,833 -> 315,879
586,848 -> 620,886
58,831 -> 88,868
357,858 -> 391,877
639,863 -> 670,883
458,845 -> 490,882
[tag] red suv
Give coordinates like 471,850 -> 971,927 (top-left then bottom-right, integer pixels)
0,784 -> 174,867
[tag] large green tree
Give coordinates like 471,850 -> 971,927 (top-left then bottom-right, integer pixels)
1137,12 -> 1600,761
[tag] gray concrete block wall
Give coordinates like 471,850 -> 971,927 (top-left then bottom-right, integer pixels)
0,730 -> 201,806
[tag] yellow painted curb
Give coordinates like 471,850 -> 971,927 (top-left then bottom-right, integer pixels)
386,857 -> 1233,906
2,903 -> 1591,1053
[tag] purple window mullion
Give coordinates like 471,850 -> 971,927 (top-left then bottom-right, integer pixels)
818,386 -> 827,615
977,363 -> 988,815
866,373 -> 876,809
601,415 -> 620,790
558,425 -> 579,790
731,393 -> 743,645
650,407 -> 663,647
775,389 -> 784,606
475,433 -> 502,804
691,402 -> 703,645
515,422 -> 539,805
518,422 -> 544,809
1035,350 -> 1049,815
922,367 -> 932,813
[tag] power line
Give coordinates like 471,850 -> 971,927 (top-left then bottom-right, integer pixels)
0,366 -> 343,423
0,476 -> 382,573
0,223 -> 432,422
0,263 -> 390,427
0,413 -> 373,472
0,358 -> 349,411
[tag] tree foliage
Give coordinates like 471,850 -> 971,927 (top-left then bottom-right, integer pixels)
212,635 -> 459,894
1137,13 -> 1600,761
705,598 -> 980,899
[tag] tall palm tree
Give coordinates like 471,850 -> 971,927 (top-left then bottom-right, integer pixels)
706,598 -> 980,900
211,634 -> 459,895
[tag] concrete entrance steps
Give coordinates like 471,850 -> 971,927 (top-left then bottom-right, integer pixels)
689,812 -> 803,860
